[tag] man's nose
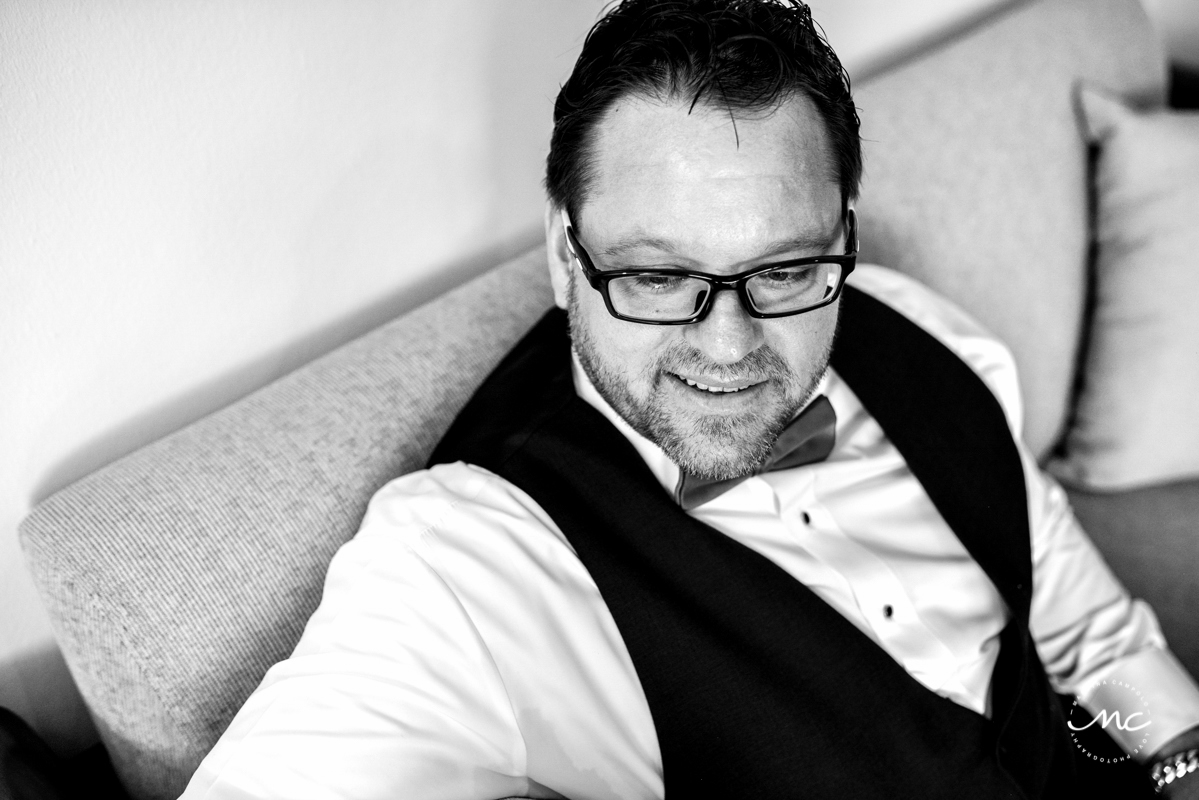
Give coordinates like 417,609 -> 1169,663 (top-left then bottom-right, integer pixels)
685,287 -> 764,365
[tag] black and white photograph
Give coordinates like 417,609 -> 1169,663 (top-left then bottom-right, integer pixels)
3,1 -> 1199,798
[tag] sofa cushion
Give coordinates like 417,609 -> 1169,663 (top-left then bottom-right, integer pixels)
853,0 -> 1166,458
1047,89 -> 1199,490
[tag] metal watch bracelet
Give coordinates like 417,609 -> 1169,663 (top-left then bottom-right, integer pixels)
1152,748 -> 1199,794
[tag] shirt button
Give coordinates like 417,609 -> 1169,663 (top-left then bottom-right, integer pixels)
801,511 -> 811,524
883,605 -> 894,619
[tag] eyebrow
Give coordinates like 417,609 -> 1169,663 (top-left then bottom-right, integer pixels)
594,229 -> 839,262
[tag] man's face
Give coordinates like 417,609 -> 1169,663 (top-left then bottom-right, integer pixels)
546,92 -> 845,480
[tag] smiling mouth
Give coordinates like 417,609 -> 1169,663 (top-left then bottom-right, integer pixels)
672,373 -> 758,394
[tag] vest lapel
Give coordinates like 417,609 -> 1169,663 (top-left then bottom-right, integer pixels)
831,288 -> 1032,615
831,288 -> 1076,796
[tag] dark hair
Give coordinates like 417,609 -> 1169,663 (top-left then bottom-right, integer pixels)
546,0 -> 861,225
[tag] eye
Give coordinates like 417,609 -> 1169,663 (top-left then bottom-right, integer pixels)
628,274 -> 689,292
761,266 -> 818,286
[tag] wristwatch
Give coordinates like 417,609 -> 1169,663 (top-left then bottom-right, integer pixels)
1152,749 -> 1199,794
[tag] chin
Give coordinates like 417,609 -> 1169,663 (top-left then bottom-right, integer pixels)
651,407 -> 786,481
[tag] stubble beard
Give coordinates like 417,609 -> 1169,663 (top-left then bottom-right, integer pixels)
567,277 -> 832,481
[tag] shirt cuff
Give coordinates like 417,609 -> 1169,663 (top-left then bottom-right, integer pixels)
1078,647 -> 1199,762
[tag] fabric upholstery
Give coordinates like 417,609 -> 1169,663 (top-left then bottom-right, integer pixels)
1048,89 -> 1199,490
854,0 -> 1166,458
16,1 -> 1175,798
20,251 -> 554,799
1067,480 -> 1199,678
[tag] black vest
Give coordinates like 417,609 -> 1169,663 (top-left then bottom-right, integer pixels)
430,287 -> 1078,798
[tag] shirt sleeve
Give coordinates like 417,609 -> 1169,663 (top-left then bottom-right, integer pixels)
179,472 -> 533,800
850,264 -> 1199,761
1026,457 -> 1199,761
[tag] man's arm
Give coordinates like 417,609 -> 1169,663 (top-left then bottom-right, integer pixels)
1026,456 -> 1199,777
180,472 -> 532,800
842,265 -> 1199,789
182,463 -> 663,800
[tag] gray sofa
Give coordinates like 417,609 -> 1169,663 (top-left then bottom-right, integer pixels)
19,1 -> 1199,798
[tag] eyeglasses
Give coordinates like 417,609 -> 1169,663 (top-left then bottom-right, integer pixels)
561,209 -> 857,325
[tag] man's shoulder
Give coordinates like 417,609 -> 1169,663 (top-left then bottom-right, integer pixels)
355,461 -> 571,555
846,264 -> 1024,435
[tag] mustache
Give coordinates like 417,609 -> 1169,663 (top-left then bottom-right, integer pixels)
652,342 -> 795,383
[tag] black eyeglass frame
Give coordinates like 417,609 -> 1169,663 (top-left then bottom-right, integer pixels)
562,209 -> 858,325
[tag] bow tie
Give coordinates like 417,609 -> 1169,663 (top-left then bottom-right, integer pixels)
675,394 -> 837,510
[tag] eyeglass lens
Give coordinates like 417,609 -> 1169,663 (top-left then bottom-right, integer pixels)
607,262 -> 843,321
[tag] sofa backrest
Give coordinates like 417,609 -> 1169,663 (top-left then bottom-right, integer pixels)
18,2 -> 1167,798
854,0 -> 1165,457
20,252 -> 554,799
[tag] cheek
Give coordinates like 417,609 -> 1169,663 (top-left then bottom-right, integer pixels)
574,286 -> 668,379
767,304 -> 839,372
595,314 -> 664,376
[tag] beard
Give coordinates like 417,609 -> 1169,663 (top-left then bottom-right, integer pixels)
567,276 -> 832,481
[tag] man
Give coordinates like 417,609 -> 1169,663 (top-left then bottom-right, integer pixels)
182,1 -> 1199,798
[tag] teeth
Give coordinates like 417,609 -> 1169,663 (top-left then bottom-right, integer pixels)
682,377 -> 747,393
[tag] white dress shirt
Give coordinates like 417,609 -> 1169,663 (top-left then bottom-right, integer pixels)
182,264 -> 1199,800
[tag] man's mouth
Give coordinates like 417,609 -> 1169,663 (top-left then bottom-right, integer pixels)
671,373 -> 759,394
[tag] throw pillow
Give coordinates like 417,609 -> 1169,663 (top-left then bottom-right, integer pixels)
1048,87 -> 1199,490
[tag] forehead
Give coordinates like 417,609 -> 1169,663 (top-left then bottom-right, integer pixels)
580,92 -> 840,246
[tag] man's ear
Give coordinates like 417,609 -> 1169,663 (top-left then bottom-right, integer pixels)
545,201 -> 572,310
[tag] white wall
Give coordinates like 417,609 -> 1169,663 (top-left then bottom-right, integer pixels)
812,0 -> 1020,77
1142,0 -> 1199,68
0,0 -> 609,753
1,0 -> 1193,756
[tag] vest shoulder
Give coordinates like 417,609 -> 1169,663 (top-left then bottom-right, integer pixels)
847,265 -> 1024,436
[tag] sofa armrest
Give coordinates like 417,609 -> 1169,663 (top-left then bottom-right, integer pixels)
18,248 -> 553,800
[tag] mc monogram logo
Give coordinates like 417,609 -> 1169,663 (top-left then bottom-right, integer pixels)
1069,707 -> 1152,734
1067,680 -> 1153,765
